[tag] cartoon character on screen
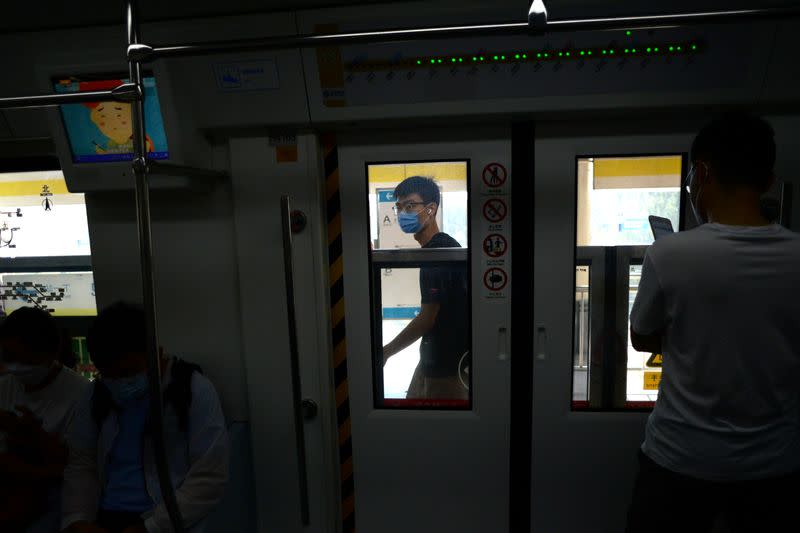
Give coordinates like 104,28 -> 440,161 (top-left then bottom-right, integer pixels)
82,100 -> 154,155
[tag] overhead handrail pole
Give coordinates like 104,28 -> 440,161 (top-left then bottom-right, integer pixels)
135,6 -> 800,60
0,5 -> 798,107
126,0 -> 184,531
0,83 -> 139,110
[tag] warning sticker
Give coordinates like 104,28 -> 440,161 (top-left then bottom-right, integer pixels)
646,353 -> 663,368
482,198 -> 507,224
482,162 -> 507,188
643,371 -> 662,390
483,234 -> 508,258
483,267 -> 508,291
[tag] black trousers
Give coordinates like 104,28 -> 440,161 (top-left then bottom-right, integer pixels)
96,509 -> 145,533
626,450 -> 800,533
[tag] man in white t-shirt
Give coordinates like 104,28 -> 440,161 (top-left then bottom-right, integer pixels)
0,307 -> 90,532
625,114 -> 800,533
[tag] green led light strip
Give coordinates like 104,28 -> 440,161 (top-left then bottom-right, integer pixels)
347,41 -> 703,72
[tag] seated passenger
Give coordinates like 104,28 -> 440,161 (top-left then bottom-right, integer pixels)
62,302 -> 229,533
0,307 -> 90,532
382,176 -> 469,400
626,114 -> 800,533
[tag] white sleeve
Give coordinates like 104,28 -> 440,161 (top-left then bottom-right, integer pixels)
144,374 -> 229,532
61,385 -> 100,529
630,252 -> 667,335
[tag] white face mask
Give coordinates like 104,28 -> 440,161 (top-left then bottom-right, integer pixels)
4,362 -> 53,386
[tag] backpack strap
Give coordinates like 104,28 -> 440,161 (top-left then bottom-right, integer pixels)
163,358 -> 203,432
91,380 -> 114,430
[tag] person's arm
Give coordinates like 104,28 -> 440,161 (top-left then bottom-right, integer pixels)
382,303 -> 440,362
630,328 -> 662,355
61,387 -> 101,531
630,252 -> 667,354
144,374 -> 229,533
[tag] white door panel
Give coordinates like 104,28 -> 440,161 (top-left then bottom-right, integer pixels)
339,127 -> 512,533
532,121 -> 697,533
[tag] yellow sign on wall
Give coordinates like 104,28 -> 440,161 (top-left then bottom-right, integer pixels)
646,353 -> 663,367
643,371 -> 662,390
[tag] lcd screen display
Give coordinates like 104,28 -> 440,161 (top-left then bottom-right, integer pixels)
54,76 -> 169,163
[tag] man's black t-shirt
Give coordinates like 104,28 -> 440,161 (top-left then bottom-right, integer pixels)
419,232 -> 469,378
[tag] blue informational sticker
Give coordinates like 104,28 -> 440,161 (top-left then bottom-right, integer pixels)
213,60 -> 280,92
378,190 -> 396,203
382,307 -> 421,320
54,76 -> 169,163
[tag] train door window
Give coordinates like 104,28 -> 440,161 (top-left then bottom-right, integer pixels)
367,161 -> 470,408
573,265 -> 590,402
0,159 -> 97,378
626,263 -> 660,403
577,155 -> 682,247
574,155 -> 683,409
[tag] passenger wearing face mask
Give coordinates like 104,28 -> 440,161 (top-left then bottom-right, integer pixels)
626,114 -> 800,532
0,306 -> 90,532
382,176 -> 469,400
62,302 -> 228,533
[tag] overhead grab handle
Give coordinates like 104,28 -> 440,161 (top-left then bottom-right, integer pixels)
528,0 -> 549,31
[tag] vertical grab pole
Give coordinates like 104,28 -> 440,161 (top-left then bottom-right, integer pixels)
126,1 -> 184,530
280,196 -> 311,526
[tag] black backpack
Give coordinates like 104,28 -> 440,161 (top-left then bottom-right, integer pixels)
91,358 -> 202,433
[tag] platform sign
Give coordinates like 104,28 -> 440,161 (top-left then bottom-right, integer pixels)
643,371 -> 662,390
646,353 -> 663,367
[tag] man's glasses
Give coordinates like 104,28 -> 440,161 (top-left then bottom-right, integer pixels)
393,201 -> 426,215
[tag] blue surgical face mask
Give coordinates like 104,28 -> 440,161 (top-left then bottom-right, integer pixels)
398,212 -> 422,234
104,373 -> 149,405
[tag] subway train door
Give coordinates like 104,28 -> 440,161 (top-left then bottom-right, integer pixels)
338,126 -> 512,533
531,120 -> 693,533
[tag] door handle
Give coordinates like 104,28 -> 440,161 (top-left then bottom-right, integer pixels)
281,195 -> 311,526
536,324 -> 548,360
302,399 -> 319,421
497,326 -> 509,361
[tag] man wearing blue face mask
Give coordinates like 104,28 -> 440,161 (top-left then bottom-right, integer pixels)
382,176 -> 469,400
0,306 -> 90,532
626,114 -> 800,532
62,302 -> 228,533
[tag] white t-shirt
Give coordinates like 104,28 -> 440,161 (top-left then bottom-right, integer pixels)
0,365 -> 90,533
0,365 -> 90,436
631,223 -> 800,481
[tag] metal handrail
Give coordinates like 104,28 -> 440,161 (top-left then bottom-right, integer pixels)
372,248 -> 468,265
126,1 -> 184,531
139,6 -> 800,59
0,5 -> 797,108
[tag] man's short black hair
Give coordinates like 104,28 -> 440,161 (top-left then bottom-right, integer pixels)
395,176 -> 441,206
0,307 -> 60,355
690,113 -> 776,192
87,301 -> 146,370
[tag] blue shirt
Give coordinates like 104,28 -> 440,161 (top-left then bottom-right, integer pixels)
100,395 -> 154,512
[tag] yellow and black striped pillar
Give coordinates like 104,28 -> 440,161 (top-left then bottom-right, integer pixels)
322,133 -> 356,533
